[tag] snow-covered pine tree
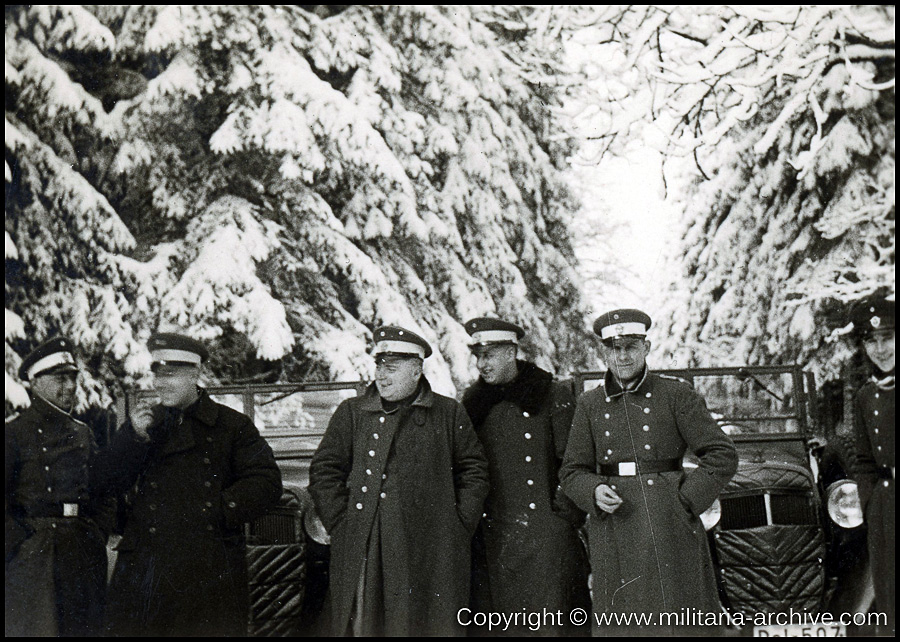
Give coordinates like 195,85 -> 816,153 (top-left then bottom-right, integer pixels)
558,6 -> 895,383
6,5 -> 600,408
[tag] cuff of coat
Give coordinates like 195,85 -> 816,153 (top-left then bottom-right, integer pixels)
560,473 -> 605,515
680,469 -> 728,515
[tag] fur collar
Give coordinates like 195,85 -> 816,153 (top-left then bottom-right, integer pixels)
462,361 -> 553,429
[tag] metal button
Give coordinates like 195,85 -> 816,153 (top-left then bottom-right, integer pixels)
205,501 -> 213,508
604,413 -> 610,419
382,474 -> 387,480
149,527 -> 157,534
874,410 -> 879,416
875,429 -> 879,434
523,411 -> 530,418
884,481 -> 890,487
38,429 -> 43,434
605,431 -> 610,436
204,482 -> 212,488
228,501 -> 236,508
51,522 -> 57,529
610,485 -> 617,490
607,449 -> 613,455
643,408 -> 650,414
44,466 -> 50,471
379,417 -> 385,423
362,486 -> 368,493
373,433 -> 379,440
203,457 -> 211,464
524,433 -> 532,439
42,447 -> 48,452
525,456 -> 532,462
149,504 -> 157,510
369,450 -> 375,457
643,425 -> 650,432
380,492 -> 386,499
605,398 -> 611,403
366,469 -> 372,475
529,503 -> 536,510
646,392 -> 652,398
47,487 -> 52,492
644,444 -> 651,450
527,480 -> 534,486
356,503 -> 363,510
647,479 -> 654,486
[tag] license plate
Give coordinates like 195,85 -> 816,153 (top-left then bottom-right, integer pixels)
753,624 -> 846,637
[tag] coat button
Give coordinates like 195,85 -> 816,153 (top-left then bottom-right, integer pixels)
206,501 -> 213,508
149,504 -> 157,511
643,425 -> 650,432
646,392 -> 652,398
525,456 -> 532,462
524,433 -> 532,439
373,433 -> 379,440
379,417 -> 385,423
44,466 -> 50,471
527,480 -> 534,486
362,486 -> 368,493
38,429 -> 43,434
228,501 -> 236,508
643,408 -> 650,414
382,474 -> 387,480
523,412 -> 529,418
47,487 -> 52,493
874,429 -> 879,434
644,444 -> 651,450
884,481 -> 890,487
366,469 -> 372,475
605,398 -> 611,403
42,447 -> 48,452
356,503 -> 363,510
873,410 -> 879,416
369,450 -> 375,457
51,522 -> 57,529
203,457 -> 211,464
149,527 -> 157,534
529,503 -> 536,510
204,482 -> 212,488
607,449 -> 613,455
647,479 -> 654,486
605,431 -> 610,436
380,492 -> 386,499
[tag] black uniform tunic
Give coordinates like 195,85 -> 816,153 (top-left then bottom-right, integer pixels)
5,395 -> 109,636
851,376 -> 894,635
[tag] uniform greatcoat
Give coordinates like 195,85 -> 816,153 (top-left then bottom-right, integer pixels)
309,378 -> 489,636
851,377 -> 894,635
5,396 -> 110,637
99,390 -> 282,636
560,369 -> 737,634
463,363 -> 589,635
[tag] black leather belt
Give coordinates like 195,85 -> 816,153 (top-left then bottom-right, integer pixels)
599,459 -> 682,477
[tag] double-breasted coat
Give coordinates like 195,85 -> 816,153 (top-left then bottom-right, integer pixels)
851,379 -> 894,635
309,378 -> 489,636
99,390 -> 282,636
5,396 -> 111,637
464,368 -> 589,635
560,370 -> 737,634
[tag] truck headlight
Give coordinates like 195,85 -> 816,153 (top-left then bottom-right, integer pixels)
825,479 -> 863,529
700,498 -> 722,531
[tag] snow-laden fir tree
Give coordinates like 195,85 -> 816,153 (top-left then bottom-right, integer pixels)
561,6 -> 895,383
6,5 -> 602,409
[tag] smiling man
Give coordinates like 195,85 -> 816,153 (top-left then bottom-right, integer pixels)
5,338 -> 110,636
560,308 -> 737,635
309,325 -> 488,636
461,317 -> 589,636
99,332 -> 282,636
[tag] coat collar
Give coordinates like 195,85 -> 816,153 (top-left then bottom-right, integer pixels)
156,390 -> 217,457
29,394 -> 84,427
604,366 -> 652,399
357,377 -> 435,412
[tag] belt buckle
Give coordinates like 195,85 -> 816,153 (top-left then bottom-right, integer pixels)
63,503 -> 79,517
618,462 -> 637,476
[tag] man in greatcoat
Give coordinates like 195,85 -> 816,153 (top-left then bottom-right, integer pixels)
560,309 -> 738,635
98,332 -> 283,636
6,338 -> 111,636
309,326 -> 489,636
849,297 -> 894,635
461,317 -> 590,636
